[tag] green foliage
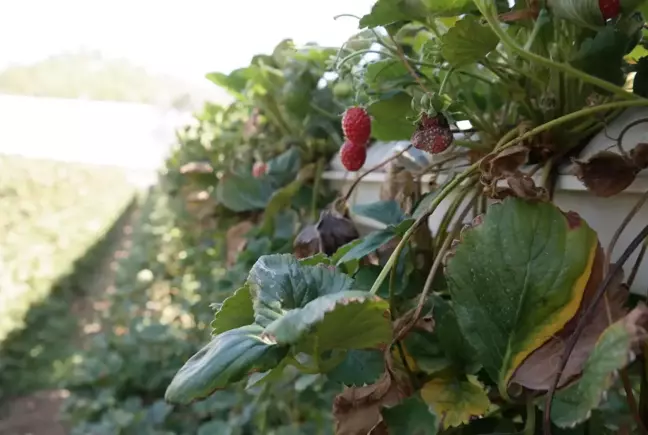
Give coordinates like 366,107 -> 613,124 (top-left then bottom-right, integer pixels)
0,156 -> 135,397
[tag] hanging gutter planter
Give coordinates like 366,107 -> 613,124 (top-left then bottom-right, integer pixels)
325,107 -> 648,294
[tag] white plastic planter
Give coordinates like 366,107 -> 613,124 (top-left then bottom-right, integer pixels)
324,107 -> 648,295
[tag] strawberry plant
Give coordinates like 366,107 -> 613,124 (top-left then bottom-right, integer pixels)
162,0 -> 648,434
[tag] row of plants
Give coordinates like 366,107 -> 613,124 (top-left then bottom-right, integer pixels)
68,0 -> 648,433
0,156 -> 135,398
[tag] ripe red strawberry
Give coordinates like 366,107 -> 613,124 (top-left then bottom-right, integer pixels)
342,107 -> 371,146
252,161 -> 267,178
340,141 -> 366,171
599,0 -> 620,20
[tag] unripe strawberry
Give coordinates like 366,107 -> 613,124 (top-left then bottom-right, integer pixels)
342,107 -> 371,146
340,141 -> 366,171
252,161 -> 267,178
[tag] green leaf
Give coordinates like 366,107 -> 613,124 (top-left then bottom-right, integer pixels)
206,68 -> 250,100
367,93 -> 417,141
216,171 -> 274,212
336,219 -> 413,265
441,16 -> 499,68
382,394 -> 439,435
432,296 -> 480,373
421,0 -> 476,16
359,0 -> 422,29
248,254 -> 354,327
572,26 -> 631,86
364,60 -> 413,91
402,330 -> 452,375
260,179 -> 302,235
165,325 -> 288,404
634,57 -> 648,97
336,229 -> 396,264
421,374 -> 490,429
352,200 -> 406,226
266,147 -> 301,186
445,197 -> 600,394
547,315 -> 645,427
211,285 -> 254,335
197,421 -> 234,435
264,291 -> 392,352
327,349 -> 385,386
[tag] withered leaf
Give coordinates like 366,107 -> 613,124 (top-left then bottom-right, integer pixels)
509,246 -> 628,392
316,211 -> 360,256
572,151 -> 638,197
505,174 -> 547,201
226,220 -> 254,266
294,211 -> 359,259
293,224 -> 322,259
630,143 -> 648,170
487,145 -> 530,178
333,372 -> 412,435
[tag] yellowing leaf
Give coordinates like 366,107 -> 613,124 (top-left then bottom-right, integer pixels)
445,198 -> 600,397
421,374 -> 490,428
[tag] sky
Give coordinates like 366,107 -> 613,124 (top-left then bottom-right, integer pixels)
0,0 -> 376,84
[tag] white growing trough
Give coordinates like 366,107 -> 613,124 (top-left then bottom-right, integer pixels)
323,107 -> 648,295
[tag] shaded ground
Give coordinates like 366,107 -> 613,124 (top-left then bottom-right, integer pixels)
0,202 -> 140,435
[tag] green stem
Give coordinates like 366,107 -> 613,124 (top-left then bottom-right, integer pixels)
475,0 -> 640,101
438,68 -> 454,96
311,158 -> 324,222
524,399 -> 536,435
496,100 -> 648,152
369,170 -> 477,295
523,10 -> 546,51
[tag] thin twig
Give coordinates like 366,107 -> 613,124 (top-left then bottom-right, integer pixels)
386,33 -> 433,95
606,189 -> 648,270
343,145 -> 413,203
544,225 -> 648,435
628,240 -> 647,288
608,117 -> 648,158
414,189 -> 479,321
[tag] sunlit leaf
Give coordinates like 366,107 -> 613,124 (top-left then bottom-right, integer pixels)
441,16 -> 499,68
211,285 -> 254,335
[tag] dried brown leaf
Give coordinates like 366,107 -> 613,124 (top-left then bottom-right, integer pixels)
293,224 -> 322,259
488,145 -> 530,178
572,151 -> 638,198
505,174 -> 548,201
225,221 -> 254,266
317,211 -> 360,256
630,143 -> 648,170
333,372 -> 412,435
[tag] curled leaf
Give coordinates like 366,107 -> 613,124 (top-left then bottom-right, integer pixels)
225,220 -> 254,266
333,372 -> 412,435
572,151 -> 638,197
293,211 -> 359,259
505,174 -> 548,201
630,142 -> 648,169
165,325 -> 288,404
486,145 -> 530,178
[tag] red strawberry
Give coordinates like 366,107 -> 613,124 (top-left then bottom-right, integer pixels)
252,161 -> 267,178
340,141 -> 367,171
599,0 -> 620,20
342,107 -> 371,146
411,125 -> 454,154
